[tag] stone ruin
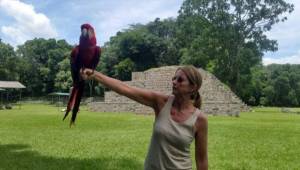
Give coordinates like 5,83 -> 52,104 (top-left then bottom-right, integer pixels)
88,66 -> 249,116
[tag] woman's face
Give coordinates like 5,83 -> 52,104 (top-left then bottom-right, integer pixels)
172,70 -> 193,95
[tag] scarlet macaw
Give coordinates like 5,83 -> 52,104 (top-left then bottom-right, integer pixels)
63,23 -> 101,126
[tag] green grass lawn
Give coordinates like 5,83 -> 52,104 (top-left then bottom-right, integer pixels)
0,104 -> 299,170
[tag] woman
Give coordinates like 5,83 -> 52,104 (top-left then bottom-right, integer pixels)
80,65 -> 208,170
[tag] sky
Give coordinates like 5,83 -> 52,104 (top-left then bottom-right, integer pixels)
0,0 -> 299,65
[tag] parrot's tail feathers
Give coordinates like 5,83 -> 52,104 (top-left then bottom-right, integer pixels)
63,87 -> 78,121
69,121 -> 75,127
70,106 -> 79,124
69,83 -> 84,125
63,110 -> 70,121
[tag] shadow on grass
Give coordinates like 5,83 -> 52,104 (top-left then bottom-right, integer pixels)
0,144 -> 142,170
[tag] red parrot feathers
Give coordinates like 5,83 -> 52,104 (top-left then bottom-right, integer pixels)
63,23 -> 101,126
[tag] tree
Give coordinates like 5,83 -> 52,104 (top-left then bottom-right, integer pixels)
273,73 -> 290,106
262,85 -> 275,106
178,0 -> 294,100
100,20 -> 180,80
113,58 -> 135,81
116,28 -> 159,71
295,82 -> 300,105
179,32 -> 214,68
259,64 -> 300,106
54,57 -> 72,92
0,41 -> 19,81
146,18 -> 181,66
249,65 -> 267,105
287,89 -> 298,106
17,38 -> 72,96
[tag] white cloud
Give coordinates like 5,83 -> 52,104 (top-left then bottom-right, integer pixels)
0,0 -> 57,46
92,0 -> 183,44
266,0 -> 300,41
263,51 -> 300,65
265,0 -> 300,58
262,0 -> 300,65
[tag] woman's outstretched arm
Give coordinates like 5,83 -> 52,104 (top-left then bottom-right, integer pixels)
81,68 -> 167,113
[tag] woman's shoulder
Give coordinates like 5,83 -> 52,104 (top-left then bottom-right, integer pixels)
153,93 -> 170,115
155,93 -> 171,103
195,110 -> 207,118
195,110 -> 208,128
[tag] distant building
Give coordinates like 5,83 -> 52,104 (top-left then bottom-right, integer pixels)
0,81 -> 26,89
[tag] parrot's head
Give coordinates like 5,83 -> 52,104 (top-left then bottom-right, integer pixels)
79,23 -> 97,47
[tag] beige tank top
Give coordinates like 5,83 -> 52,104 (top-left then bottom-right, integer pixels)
144,95 -> 199,170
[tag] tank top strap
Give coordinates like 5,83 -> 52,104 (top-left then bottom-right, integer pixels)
157,95 -> 174,119
166,95 -> 175,109
189,108 -> 200,134
191,109 -> 200,123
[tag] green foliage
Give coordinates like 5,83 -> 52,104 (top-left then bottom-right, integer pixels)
146,18 -> 181,66
16,38 -> 72,96
179,36 -> 212,68
262,85 -> 275,105
178,0 -> 294,97
54,57 -> 72,92
249,64 -> 300,106
0,42 -> 20,81
116,28 -> 158,70
100,18 -> 180,79
113,58 -> 135,81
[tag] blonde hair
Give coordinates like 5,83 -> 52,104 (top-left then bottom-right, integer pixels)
177,65 -> 202,109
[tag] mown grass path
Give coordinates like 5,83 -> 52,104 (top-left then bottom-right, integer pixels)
0,104 -> 299,170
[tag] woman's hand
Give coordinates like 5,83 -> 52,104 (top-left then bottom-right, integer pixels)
80,68 -> 94,80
